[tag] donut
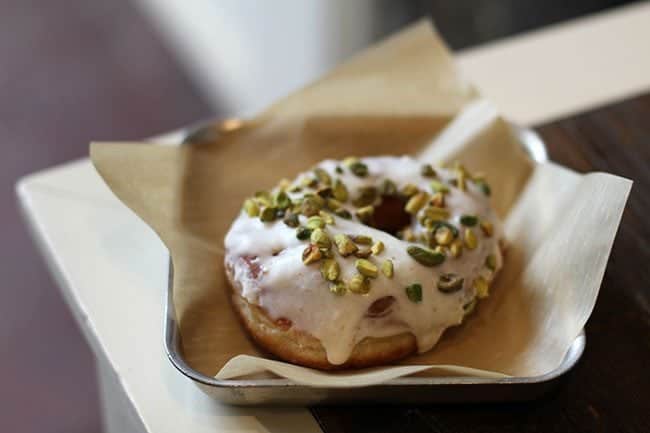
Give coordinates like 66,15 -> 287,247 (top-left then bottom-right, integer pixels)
224,156 -> 503,369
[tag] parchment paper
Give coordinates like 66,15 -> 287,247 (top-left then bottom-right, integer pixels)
90,20 -> 631,387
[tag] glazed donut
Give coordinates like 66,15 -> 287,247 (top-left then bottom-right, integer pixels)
224,156 -> 503,369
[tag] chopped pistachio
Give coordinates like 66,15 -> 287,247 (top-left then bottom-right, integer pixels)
243,199 -> 260,217
348,161 -> 368,177
335,208 -> 352,219
400,183 -> 419,197
342,156 -> 359,167
480,220 -> 494,237
274,191 -> 291,209
450,239 -> 463,258
296,226 -> 312,240
407,245 -> 445,267
300,177 -> 318,188
301,194 -> 323,216
350,234 -> 372,245
355,259 -> 378,278
332,179 -> 349,202
348,274 -> 370,294
379,179 -> 398,196
352,186 -> 377,207
405,283 -> 423,303
354,248 -> 372,259
400,227 -> 416,242
430,180 -> 450,194
335,166 -> 344,174
254,191 -> 273,206
433,245 -> 448,255
319,210 -> 335,225
456,170 -> 467,191
316,186 -> 333,198
381,260 -> 394,278
485,254 -> 497,271
283,212 -> 299,228
434,226 -> 454,245
476,180 -> 491,196
405,192 -> 429,214
277,178 -> 291,191
474,276 -> 489,298
320,247 -> 333,258
371,241 -> 384,256
313,167 -> 332,186
329,280 -> 347,296
437,273 -> 464,293
306,216 -> 325,229
302,244 -> 322,264
310,228 -> 331,249
420,163 -> 436,178
320,259 -> 340,281
334,234 -> 358,257
355,205 -> 374,223
422,206 -> 450,223
432,221 -> 459,237
326,198 -> 343,211
460,214 -> 479,227
259,206 -> 277,222
464,228 -> 478,250
429,192 -> 445,208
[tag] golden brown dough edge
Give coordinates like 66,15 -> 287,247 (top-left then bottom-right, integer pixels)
225,263 -> 417,370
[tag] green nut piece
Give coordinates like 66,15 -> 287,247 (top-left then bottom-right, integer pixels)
302,244 -> 322,265
371,241 -> 384,256
326,198 -> 343,211
450,239 -> 463,258
464,228 -> 478,250
355,206 -> 374,223
243,199 -> 260,217
320,259 -> 340,281
485,254 -> 497,271
381,260 -> 394,278
348,274 -> 370,294
422,206 -> 450,223
313,167 -> 332,186
350,234 -> 373,245
352,186 -> 377,207
329,281 -> 347,296
306,216 -> 325,229
296,226 -> 312,240
334,234 -> 358,257
301,194 -> 324,216
434,226 -> 454,245
333,179 -> 349,202
379,179 -> 397,196
316,186 -> 333,199
420,163 -> 437,178
407,245 -> 446,267
348,161 -> 368,177
460,214 -> 479,227
274,191 -> 291,210
335,208 -> 352,219
319,210 -> 335,225
480,220 -> 494,237
355,259 -> 378,278
283,212 -> 299,228
404,192 -> 429,214
430,180 -> 450,194
354,248 -> 372,259
474,276 -> 489,298
254,191 -> 273,206
259,206 -> 277,222
437,273 -> 464,293
401,183 -> 419,197
310,228 -> 331,249
335,166 -> 344,174
405,283 -> 423,303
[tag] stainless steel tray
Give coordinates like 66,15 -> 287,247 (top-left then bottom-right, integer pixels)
163,122 -> 585,405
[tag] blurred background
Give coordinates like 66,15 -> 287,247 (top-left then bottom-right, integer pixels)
0,0 -> 638,431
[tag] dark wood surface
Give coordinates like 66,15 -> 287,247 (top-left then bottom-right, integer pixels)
312,93 -> 650,433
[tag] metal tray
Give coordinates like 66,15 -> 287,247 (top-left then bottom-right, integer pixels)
163,122 -> 585,405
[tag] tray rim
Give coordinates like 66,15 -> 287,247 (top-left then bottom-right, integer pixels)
162,121 -> 586,391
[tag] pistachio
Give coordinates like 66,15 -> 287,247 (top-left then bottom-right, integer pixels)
335,166 -> 344,174
407,245 -> 445,267
335,208 -> 352,219
476,179 -> 491,196
400,228 -> 416,242
400,183 -> 419,197
422,206 -> 450,223
352,186 -> 377,207
334,234 -> 358,257
306,216 -> 325,229
302,244 -> 322,264
432,221 -> 459,237
433,245 -> 448,255
326,198 -> 343,211
243,199 -> 260,217
348,161 -> 368,177
456,170 -> 467,191
485,254 -> 497,271
355,205 -> 374,223
254,191 -> 273,206
342,156 -> 359,166
348,274 -> 370,294
316,186 -> 333,198
332,179 -> 349,202
320,248 -> 333,258
405,283 -> 423,303
460,214 -> 479,227
274,191 -> 291,209
313,167 -> 332,186
420,164 -> 436,178
429,192 -> 445,208
296,226 -> 312,240
450,239 -> 463,258
354,248 -> 372,259
301,194 -> 323,216
300,177 -> 318,189
381,260 -> 394,278
329,280 -> 347,296
259,206 -> 277,222
434,225 -> 454,245
319,210 -> 335,225
320,259 -> 340,281
355,259 -> 378,278
277,178 -> 291,191
350,234 -> 373,245
379,179 -> 398,196
283,212 -> 299,228
437,273 -> 464,293
310,228 -> 331,249
464,228 -> 478,250
371,241 -> 384,256
430,180 -> 450,194
480,220 -> 494,237
474,276 -> 489,298
405,192 -> 429,214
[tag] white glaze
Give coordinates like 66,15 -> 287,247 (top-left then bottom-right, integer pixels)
224,156 -> 502,365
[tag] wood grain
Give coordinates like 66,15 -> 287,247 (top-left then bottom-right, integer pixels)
312,93 -> 650,433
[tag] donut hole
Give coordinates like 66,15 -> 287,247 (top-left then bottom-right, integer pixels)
369,195 -> 411,237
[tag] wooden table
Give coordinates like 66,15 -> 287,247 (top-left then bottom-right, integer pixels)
313,93 -> 650,433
